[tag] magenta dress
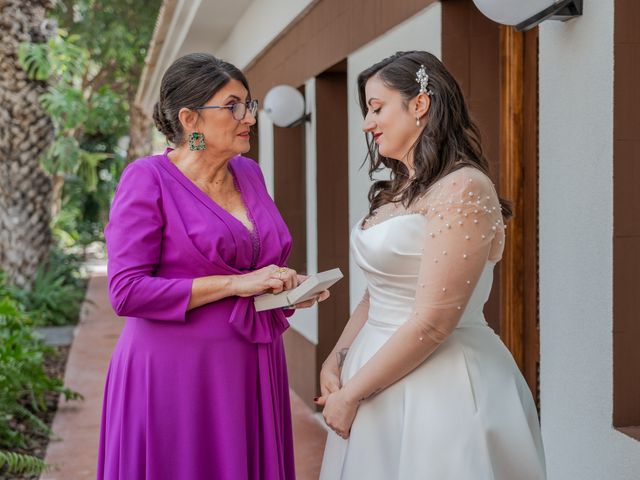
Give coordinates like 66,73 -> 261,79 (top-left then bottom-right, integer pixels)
97,149 -> 296,480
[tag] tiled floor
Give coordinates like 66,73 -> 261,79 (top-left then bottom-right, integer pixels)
41,273 -> 327,479
291,391 -> 327,479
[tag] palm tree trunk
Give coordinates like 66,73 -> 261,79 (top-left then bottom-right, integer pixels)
50,173 -> 65,220
127,100 -> 153,162
0,0 -> 56,290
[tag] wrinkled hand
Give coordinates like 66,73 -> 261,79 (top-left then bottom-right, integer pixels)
291,274 -> 331,309
233,265 -> 298,297
316,389 -> 359,439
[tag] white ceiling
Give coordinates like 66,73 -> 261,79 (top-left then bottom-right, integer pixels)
176,0 -> 254,57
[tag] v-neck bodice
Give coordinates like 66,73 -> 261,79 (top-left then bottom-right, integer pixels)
229,168 -> 260,268
161,148 -> 255,232
159,148 -> 263,267
152,150 -> 272,272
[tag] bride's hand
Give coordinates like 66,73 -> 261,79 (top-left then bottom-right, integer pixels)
290,274 -> 331,309
292,290 -> 330,309
317,359 -> 341,399
316,389 -> 359,439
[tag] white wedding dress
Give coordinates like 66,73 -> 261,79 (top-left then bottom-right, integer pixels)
320,167 -> 546,480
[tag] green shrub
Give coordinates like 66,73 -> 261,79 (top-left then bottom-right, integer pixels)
0,449 -> 47,476
8,248 -> 87,327
0,296 -> 81,449
0,252 -> 84,476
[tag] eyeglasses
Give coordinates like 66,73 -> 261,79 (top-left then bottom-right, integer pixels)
194,99 -> 259,121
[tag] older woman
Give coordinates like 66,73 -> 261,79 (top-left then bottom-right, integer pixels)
97,53 -> 326,480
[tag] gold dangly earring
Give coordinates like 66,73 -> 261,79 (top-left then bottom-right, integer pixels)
416,117 -> 421,127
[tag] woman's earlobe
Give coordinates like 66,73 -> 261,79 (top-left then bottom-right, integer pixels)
415,93 -> 430,118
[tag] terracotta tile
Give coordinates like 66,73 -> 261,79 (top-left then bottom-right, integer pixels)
291,390 -> 328,480
42,275 -> 120,479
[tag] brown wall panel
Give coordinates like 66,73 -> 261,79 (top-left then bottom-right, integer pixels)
614,0 -> 640,435
273,121 -> 307,274
315,65 -> 351,391
613,141 -> 640,237
522,28 -> 540,405
245,0 -> 437,101
247,119 -> 260,163
613,236 -> 640,426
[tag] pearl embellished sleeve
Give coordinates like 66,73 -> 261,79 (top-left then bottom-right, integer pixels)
341,167 -> 505,404
411,167 -> 504,336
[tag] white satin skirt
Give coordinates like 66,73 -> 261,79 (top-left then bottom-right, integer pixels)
319,320 -> 546,480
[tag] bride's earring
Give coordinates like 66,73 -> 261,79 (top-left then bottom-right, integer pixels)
416,117 -> 421,127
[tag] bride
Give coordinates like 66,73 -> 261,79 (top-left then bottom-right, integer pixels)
317,51 -> 546,479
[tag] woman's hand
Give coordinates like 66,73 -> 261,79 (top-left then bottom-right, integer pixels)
318,358 -> 341,399
292,290 -> 330,309
290,274 -> 331,309
316,389 -> 360,439
232,265 -> 298,297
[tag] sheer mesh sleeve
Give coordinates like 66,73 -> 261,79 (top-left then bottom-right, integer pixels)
341,168 -> 505,403
411,167 -> 505,340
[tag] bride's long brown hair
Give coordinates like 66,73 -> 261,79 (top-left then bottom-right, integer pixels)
357,51 -> 512,220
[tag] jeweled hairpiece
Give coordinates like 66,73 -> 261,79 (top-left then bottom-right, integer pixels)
416,64 -> 433,96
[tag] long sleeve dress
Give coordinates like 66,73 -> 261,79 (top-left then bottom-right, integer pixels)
320,166 -> 546,479
97,149 -> 296,480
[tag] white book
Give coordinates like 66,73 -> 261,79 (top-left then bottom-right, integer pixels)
253,268 -> 344,312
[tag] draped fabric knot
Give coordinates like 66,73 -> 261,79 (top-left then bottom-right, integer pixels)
229,296 -> 290,344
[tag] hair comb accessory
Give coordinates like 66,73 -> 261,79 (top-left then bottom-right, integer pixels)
416,65 -> 433,96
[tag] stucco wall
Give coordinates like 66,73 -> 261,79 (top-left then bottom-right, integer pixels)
539,0 -> 640,477
217,0 -> 314,68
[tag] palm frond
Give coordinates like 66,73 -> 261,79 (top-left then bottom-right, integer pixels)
0,450 -> 48,476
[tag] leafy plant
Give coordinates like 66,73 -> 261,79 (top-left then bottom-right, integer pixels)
0,449 -> 48,476
8,248 -> 87,327
0,0 -> 161,472
0,296 -> 81,448
52,151 -> 123,249
17,41 -> 51,81
19,31 -> 120,181
17,0 -> 162,254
